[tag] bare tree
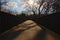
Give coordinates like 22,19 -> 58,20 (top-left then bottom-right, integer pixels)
25,0 -> 45,15
27,0 -> 59,15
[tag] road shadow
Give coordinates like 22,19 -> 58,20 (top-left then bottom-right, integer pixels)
0,29 -> 46,40
34,30 -> 46,40
0,30 -> 24,40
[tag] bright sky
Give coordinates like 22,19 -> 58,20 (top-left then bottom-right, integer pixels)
1,0 -> 30,15
1,0 -> 56,15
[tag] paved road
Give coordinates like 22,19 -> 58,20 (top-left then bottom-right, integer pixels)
0,20 -> 44,40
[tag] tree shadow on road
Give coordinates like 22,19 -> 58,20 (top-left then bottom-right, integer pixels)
34,30 -> 46,40
0,30 -> 24,40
